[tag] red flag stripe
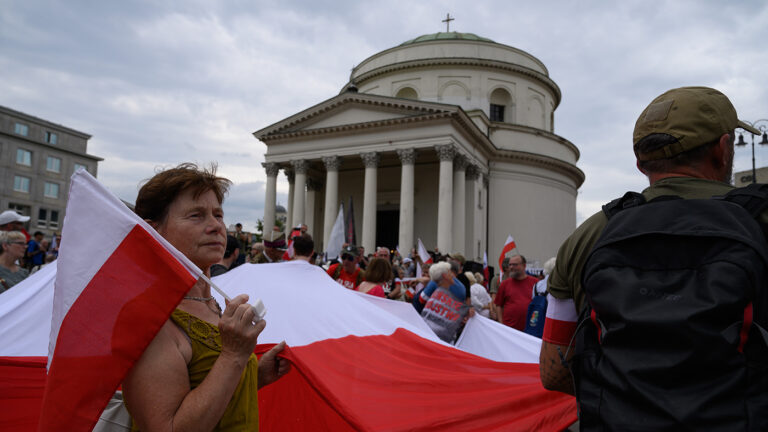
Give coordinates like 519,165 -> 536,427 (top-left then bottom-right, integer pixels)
257,329 -> 576,431
38,226 -> 197,431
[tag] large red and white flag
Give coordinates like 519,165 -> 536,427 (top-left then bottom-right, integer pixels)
498,235 -> 517,271
0,260 -> 577,431
38,170 -> 201,431
416,238 -> 432,264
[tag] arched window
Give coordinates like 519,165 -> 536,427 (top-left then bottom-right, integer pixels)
395,87 -> 418,100
489,88 -> 512,122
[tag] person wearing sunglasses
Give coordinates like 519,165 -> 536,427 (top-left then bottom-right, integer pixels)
326,245 -> 365,290
0,231 -> 30,292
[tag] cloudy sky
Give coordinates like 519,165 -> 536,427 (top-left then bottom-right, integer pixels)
2,0 -> 767,231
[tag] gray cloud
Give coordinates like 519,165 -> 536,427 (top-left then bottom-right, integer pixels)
2,0 -> 767,230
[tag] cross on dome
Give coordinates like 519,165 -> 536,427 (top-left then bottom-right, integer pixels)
442,13 -> 454,32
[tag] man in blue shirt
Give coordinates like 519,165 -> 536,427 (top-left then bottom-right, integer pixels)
26,231 -> 45,269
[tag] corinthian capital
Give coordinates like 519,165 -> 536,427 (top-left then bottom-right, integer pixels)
291,159 -> 309,174
465,164 -> 481,180
453,154 -> 469,171
434,144 -> 455,162
262,162 -> 280,177
396,148 -> 417,165
322,156 -> 341,171
361,152 -> 380,168
284,168 -> 294,183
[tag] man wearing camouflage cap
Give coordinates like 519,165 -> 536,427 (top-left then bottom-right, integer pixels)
538,87 -> 767,430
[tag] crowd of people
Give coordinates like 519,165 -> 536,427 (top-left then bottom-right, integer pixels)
208,221 -> 553,345
0,210 -> 59,293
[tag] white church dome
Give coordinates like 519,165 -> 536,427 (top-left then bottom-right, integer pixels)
347,32 -> 560,132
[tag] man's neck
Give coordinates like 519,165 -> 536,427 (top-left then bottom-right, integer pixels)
294,255 -> 311,262
644,166 -> 727,185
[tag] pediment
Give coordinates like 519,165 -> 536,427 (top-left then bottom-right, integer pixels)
253,93 -> 458,140
303,105 -> 411,130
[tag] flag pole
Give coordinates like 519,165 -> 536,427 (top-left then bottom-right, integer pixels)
199,273 -> 267,320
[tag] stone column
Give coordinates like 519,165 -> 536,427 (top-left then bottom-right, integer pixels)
262,162 -> 279,233
322,156 -> 341,249
397,148 -> 416,253
435,144 -> 455,253
305,179 -> 321,238
361,152 -> 380,253
465,165 -> 481,260
291,160 -> 308,230
452,155 -> 468,255
284,168 -> 294,235
482,173 -> 490,261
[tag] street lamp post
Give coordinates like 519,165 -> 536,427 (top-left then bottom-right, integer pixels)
736,119 -> 768,184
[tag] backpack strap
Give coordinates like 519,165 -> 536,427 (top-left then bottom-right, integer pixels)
717,184 -> 768,241
719,183 -> 768,218
601,192 -> 646,220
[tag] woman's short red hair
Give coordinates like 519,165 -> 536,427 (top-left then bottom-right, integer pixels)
135,163 -> 231,223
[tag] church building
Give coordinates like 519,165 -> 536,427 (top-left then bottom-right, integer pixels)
254,31 -> 584,267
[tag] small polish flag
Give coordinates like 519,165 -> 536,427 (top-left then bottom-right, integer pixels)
282,225 -> 302,261
499,235 -> 517,271
38,170 -> 202,431
417,238 -> 432,265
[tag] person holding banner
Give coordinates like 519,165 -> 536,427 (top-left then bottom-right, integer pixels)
123,163 -> 289,431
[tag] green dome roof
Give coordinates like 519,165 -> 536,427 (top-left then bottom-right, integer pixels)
399,32 -> 495,46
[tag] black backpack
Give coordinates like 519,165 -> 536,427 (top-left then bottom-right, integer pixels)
572,184 -> 768,432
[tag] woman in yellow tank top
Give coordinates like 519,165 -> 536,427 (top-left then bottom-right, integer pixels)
123,164 -> 290,431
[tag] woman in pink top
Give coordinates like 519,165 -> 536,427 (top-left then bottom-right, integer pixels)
355,257 -> 390,298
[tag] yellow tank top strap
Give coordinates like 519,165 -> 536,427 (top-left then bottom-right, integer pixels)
170,308 -> 222,352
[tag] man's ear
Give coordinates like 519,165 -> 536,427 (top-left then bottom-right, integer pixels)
636,159 -> 648,175
711,133 -> 731,169
145,219 -> 159,230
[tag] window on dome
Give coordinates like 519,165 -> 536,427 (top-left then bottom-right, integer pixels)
489,88 -> 513,123
490,104 -> 505,122
395,87 -> 418,100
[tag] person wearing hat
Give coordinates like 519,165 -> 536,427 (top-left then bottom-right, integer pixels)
253,230 -> 286,264
0,210 -> 30,231
538,87 -> 767,427
326,245 -> 365,290
0,210 -> 31,253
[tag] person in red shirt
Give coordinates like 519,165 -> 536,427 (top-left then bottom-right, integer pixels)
327,245 -> 364,289
494,254 -> 538,331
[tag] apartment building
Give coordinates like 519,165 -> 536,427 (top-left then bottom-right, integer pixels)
0,105 -> 102,235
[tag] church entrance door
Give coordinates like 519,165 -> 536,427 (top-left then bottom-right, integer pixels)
376,209 -> 399,251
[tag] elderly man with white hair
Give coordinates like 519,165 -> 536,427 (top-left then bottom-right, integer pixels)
417,261 -> 474,343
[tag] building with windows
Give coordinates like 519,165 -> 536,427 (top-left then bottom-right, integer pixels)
0,105 -> 102,234
255,32 -> 584,267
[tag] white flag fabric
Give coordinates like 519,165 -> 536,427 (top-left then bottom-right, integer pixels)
325,204 -> 345,259
417,238 -> 432,264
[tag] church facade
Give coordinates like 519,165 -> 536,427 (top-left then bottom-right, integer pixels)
254,32 -> 584,268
